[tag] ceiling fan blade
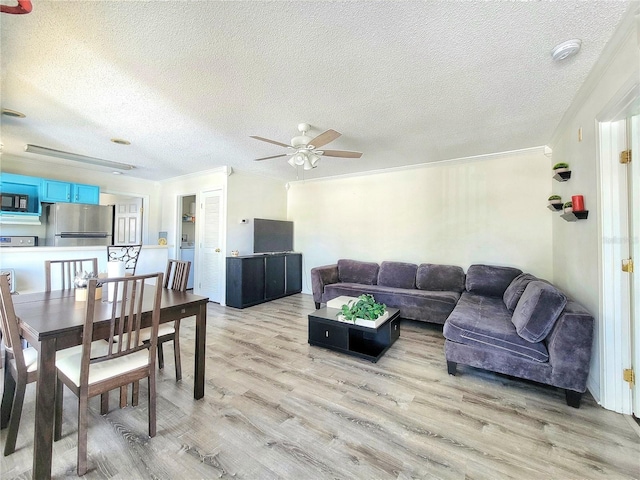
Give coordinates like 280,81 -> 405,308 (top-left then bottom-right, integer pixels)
254,154 -> 288,161
308,129 -> 341,148
321,150 -> 363,158
250,136 -> 291,148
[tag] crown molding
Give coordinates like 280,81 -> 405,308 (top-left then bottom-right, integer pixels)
287,146 -> 547,186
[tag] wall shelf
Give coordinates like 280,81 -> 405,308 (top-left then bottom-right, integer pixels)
561,210 -> 589,222
547,203 -> 563,211
553,171 -> 572,182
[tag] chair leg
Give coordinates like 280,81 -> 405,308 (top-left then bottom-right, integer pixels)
1,364 -> 16,429
132,381 -> 139,407
54,378 -> 64,441
100,393 -> 109,415
119,385 -> 128,408
157,341 -> 165,370
3,380 -> 26,456
173,334 -> 182,382
77,394 -> 89,476
148,374 -> 156,438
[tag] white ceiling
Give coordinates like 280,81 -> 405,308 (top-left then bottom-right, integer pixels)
0,1 -> 633,181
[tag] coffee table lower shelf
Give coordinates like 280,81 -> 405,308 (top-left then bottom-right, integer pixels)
308,307 -> 400,362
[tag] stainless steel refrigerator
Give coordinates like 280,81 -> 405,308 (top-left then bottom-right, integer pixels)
44,203 -> 114,246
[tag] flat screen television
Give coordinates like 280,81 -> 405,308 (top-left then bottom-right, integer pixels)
253,218 -> 294,254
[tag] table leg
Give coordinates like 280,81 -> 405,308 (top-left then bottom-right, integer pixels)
33,338 -> 56,479
194,302 -> 206,399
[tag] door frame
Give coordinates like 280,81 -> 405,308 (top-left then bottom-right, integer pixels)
596,77 -> 639,414
100,190 -> 150,244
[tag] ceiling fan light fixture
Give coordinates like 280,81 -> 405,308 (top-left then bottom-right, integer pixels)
294,152 -> 306,166
287,157 -> 296,168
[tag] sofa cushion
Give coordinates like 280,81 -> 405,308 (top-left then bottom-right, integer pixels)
466,264 -> 523,297
377,261 -> 417,289
337,259 -> 379,285
503,273 -> 538,312
444,293 -> 549,362
512,281 -> 567,343
416,264 -> 465,293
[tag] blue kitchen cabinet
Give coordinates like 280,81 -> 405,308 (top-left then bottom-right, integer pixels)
41,179 -> 100,204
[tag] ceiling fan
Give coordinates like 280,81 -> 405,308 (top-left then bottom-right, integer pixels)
251,123 -> 362,170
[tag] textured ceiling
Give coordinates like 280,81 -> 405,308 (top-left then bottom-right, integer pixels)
0,1 -> 633,181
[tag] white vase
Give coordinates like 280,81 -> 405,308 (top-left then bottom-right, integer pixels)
564,207 -> 573,213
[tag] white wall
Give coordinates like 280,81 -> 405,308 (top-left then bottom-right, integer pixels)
226,171 -> 288,256
288,149 -> 553,294
0,155 -> 162,241
550,16 -> 639,405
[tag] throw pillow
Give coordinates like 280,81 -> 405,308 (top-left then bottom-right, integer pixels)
511,281 -> 567,343
503,273 -> 538,312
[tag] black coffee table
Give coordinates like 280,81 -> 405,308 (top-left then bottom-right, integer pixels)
308,306 -> 400,362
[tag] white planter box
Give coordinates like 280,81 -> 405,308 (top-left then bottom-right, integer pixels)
336,310 -> 389,328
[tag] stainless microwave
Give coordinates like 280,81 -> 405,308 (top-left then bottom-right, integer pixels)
1,193 -> 29,212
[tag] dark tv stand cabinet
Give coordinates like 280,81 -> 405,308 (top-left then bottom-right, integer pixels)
226,253 -> 302,308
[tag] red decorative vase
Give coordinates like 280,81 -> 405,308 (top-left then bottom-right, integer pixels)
572,195 -> 585,212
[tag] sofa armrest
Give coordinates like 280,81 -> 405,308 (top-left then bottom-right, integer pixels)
546,302 -> 594,392
310,264 -> 339,305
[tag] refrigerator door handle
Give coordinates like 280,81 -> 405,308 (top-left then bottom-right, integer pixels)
59,232 -> 109,238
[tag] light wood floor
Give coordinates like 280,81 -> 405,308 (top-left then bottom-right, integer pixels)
2,293 -> 639,479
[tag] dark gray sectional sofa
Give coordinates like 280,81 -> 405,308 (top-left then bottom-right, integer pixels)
311,259 -> 594,408
311,259 -> 465,324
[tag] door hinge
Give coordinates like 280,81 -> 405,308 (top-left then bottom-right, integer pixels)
619,149 -> 631,164
622,258 -> 634,273
623,368 -> 635,386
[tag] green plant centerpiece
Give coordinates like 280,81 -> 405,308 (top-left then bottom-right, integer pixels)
339,294 -> 386,322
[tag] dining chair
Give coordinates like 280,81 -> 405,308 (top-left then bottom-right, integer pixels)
126,260 -> 190,407
45,258 -> 99,292
106,245 -> 142,275
54,272 -> 163,476
146,259 -> 190,376
0,275 -> 38,456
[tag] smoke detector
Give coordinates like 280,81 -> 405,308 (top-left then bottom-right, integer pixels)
551,39 -> 581,61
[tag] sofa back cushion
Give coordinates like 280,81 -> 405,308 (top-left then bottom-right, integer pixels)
337,259 -> 379,285
503,273 -> 538,312
466,264 -> 523,297
416,264 -> 465,292
377,261 -> 418,289
512,281 -> 567,343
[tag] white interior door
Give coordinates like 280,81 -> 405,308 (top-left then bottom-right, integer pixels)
114,196 -> 143,244
197,189 -> 223,303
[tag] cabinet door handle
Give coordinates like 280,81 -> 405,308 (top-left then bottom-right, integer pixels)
325,330 -> 329,338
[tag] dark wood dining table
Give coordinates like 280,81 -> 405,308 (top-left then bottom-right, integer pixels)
11,288 -> 209,479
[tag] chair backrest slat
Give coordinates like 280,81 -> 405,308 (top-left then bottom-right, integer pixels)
45,258 -> 99,292
164,259 -> 191,292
